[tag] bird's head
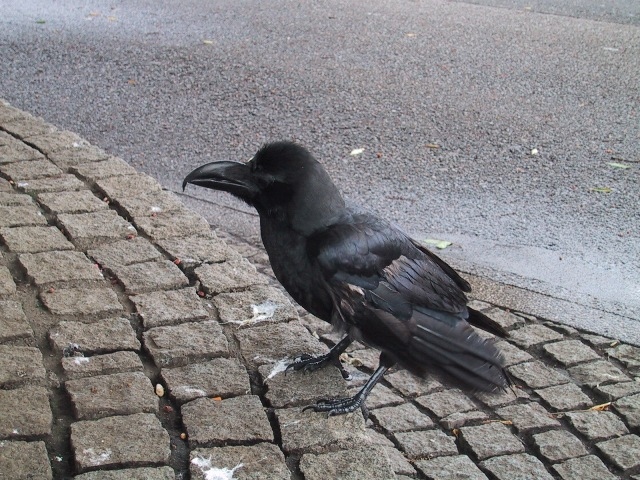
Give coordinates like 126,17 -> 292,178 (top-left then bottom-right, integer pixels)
183,141 -> 345,232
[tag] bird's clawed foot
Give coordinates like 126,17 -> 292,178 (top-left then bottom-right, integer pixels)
285,353 -> 351,380
303,394 -> 369,418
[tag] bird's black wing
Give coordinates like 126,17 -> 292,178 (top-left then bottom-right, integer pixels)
308,211 -> 508,392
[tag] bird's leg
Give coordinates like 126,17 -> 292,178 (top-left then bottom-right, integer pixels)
286,335 -> 352,379
304,362 -> 389,417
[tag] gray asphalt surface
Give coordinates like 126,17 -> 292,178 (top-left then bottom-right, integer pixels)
2,0 -> 639,330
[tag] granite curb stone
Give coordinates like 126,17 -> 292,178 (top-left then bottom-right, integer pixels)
70,413 -> 170,472
161,357 -> 250,404
182,395 -> 273,447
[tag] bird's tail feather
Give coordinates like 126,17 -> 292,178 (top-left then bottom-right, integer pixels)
467,307 -> 509,338
407,311 -> 510,392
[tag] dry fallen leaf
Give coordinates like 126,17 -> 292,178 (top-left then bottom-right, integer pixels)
590,186 -> 612,193
607,162 -> 630,169
423,238 -> 452,249
589,402 -> 612,411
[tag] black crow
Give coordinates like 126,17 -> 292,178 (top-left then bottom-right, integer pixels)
183,141 -> 510,415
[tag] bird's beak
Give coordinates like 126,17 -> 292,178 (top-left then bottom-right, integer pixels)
182,161 -> 258,201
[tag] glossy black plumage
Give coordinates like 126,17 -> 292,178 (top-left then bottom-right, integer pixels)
183,141 -> 510,415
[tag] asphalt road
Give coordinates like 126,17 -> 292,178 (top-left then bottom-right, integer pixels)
2,0 -> 639,329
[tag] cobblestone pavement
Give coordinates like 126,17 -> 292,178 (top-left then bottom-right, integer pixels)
0,99 -> 639,479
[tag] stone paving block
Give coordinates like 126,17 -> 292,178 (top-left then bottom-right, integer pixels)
0,300 -> 33,342
214,285 -> 298,327
479,453 -> 554,480
161,357 -> 250,404
614,393 -> 640,429
25,130 -> 88,154
182,395 -> 273,447
19,250 -> 104,287
365,428 -> 395,448
195,258 -> 269,294
113,260 -> 188,294
0,345 -> 47,388
543,339 -> 600,366
48,145 -> 111,170
564,410 -> 629,441
597,380 -> 640,400
276,406 -> 368,454
95,174 -> 162,201
596,434 -> 640,470
0,131 -> 14,146
66,371 -> 158,420
0,103 -> 27,123
415,389 -> 476,418
58,210 -> 137,250
40,286 -> 123,317
496,402 -> 560,432
299,445 -> 397,480
382,447 -> 415,475
115,189 -> 186,217
483,307 -> 525,330
459,422 -> 524,460
74,466 -> 175,480
70,413 -> 170,473
0,440 -> 52,480
62,351 -> 144,380
370,402 -> 434,433
88,237 -> 162,269
143,320 -> 229,368
440,410 -> 489,429
37,190 -> 108,214
507,361 -> 570,389
494,340 -> 533,366
0,266 -> 17,296
17,174 -> 86,193
395,429 -> 458,459
259,362 -> 347,408
416,455 -> 489,480
384,369 -> 442,397
0,141 -> 44,164
49,318 -> 140,355
474,385 -> 530,408
533,429 -> 588,462
0,205 -> 47,227
0,225 -> 74,253
607,343 -> 640,368
71,157 -> 137,181
0,386 -> 52,439
190,443 -> 290,480
234,322 -> 327,369
0,192 -> 35,206
132,288 -> 210,329
341,347 -> 380,371
508,324 -> 564,348
568,359 -> 630,387
552,455 -> 618,480
132,208 -> 211,241
2,115 -> 56,139
535,382 -> 593,411
582,333 -> 616,348
157,233 -> 239,269
0,159 -> 63,181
